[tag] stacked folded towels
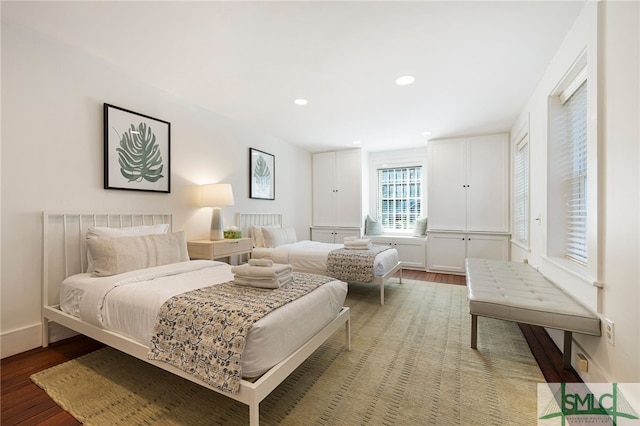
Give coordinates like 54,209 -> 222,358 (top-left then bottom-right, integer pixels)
231,259 -> 293,289
343,238 -> 372,250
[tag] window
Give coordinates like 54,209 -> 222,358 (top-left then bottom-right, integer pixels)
376,166 -> 422,231
561,80 -> 588,265
549,67 -> 588,267
513,134 -> 529,246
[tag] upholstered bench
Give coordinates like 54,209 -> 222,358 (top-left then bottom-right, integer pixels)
465,258 -> 601,368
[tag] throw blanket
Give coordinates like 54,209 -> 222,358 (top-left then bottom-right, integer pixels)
148,272 -> 336,394
326,245 -> 390,282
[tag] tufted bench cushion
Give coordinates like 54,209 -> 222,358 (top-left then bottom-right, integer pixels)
465,258 -> 600,368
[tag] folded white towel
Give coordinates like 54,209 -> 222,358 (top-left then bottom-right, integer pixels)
344,238 -> 371,247
344,244 -> 371,250
248,258 -> 274,267
233,275 -> 293,289
231,262 -> 293,279
343,236 -> 358,242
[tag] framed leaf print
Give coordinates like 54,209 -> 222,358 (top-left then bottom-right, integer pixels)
249,148 -> 275,200
104,103 -> 171,193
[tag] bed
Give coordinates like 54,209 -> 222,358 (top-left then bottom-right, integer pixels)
235,213 -> 402,305
42,212 -> 351,426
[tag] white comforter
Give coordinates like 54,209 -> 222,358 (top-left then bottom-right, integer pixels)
60,260 -> 348,377
251,240 -> 399,277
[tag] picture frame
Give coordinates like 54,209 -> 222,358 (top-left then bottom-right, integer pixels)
249,148 -> 275,200
103,103 -> 171,193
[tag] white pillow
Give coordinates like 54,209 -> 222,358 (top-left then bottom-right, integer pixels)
86,224 -> 170,272
262,226 -> 297,248
412,217 -> 428,236
365,215 -> 383,235
251,224 -> 280,248
87,231 -> 189,277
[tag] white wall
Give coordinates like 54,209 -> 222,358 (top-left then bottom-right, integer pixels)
511,1 -> 639,386
1,22 -> 313,358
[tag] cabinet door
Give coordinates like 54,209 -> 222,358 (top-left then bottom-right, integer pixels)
312,152 -> 337,226
466,134 -> 509,232
394,239 -> 426,270
311,228 -> 337,243
335,149 -> 362,227
427,233 -> 466,274
427,139 -> 466,231
466,234 -> 509,262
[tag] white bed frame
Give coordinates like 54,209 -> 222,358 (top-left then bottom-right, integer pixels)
42,212 -> 351,426
235,213 -> 402,305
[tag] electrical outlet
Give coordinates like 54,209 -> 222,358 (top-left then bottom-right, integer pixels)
605,319 -> 615,346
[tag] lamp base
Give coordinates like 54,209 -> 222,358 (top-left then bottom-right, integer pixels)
210,207 -> 224,240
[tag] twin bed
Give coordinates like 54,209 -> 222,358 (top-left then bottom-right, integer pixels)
235,213 -> 402,305
42,212 -> 351,426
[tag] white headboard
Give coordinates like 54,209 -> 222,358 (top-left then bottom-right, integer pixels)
235,213 -> 283,240
42,212 -> 172,306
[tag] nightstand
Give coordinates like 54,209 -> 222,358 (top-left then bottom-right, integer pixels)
187,238 -> 252,264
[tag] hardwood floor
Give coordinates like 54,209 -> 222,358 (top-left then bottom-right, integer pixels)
1,270 -> 580,425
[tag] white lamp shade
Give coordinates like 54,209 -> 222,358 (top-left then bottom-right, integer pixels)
201,183 -> 234,240
201,183 -> 235,207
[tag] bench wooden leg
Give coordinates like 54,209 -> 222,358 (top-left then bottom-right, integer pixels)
563,330 -> 573,369
471,315 -> 478,349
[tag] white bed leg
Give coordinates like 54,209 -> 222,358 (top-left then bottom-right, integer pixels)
42,317 -> 50,348
380,281 -> 385,305
345,315 -> 351,351
249,401 -> 259,426
398,268 -> 403,284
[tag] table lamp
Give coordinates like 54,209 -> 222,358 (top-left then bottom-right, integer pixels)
201,183 -> 235,240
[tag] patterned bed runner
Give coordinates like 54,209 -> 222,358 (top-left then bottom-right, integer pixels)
148,272 -> 336,394
326,245 -> 390,283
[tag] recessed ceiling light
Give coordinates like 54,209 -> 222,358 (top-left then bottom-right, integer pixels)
421,131 -> 432,136
293,98 -> 308,106
352,140 -> 361,145
395,75 -> 415,86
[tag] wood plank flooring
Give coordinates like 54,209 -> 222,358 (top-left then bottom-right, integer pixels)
0,270 -> 579,425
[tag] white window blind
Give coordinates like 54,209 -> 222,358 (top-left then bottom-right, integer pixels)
376,166 -> 422,230
513,135 -> 529,245
558,79 -> 588,265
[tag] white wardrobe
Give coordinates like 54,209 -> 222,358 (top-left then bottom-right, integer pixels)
426,134 -> 510,274
311,149 -> 362,242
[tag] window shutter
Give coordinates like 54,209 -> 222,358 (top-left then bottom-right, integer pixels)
513,135 -> 529,245
376,166 -> 422,230
559,80 -> 588,265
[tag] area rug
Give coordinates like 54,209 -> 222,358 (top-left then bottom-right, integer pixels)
31,279 -> 546,425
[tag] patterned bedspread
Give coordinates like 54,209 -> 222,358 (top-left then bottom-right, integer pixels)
148,272 -> 336,394
326,245 -> 391,283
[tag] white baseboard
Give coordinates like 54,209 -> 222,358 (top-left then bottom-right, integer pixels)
1,322 -> 78,359
546,328 -> 622,385
1,323 -> 41,359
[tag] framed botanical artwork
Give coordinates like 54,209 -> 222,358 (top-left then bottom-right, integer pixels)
103,103 -> 171,193
249,148 -> 275,200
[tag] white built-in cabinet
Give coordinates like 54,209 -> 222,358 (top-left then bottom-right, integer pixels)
369,236 -> 427,270
311,149 -> 363,241
427,134 -> 510,274
427,232 -> 509,274
310,227 -> 361,243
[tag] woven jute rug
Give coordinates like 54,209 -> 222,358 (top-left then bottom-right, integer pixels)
31,279 -> 545,425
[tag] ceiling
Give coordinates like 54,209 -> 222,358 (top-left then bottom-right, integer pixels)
2,1 -> 585,153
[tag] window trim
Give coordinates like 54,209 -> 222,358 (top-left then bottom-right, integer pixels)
369,151 -> 426,236
546,52 -> 599,284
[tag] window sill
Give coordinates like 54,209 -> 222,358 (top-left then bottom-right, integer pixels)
542,256 -> 602,288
